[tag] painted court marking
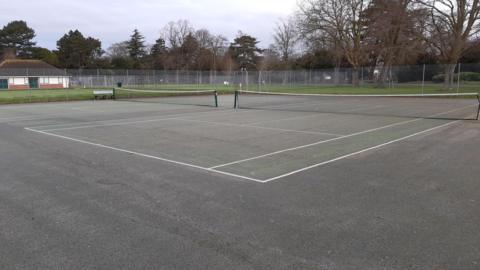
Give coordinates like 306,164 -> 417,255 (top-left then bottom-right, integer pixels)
24,114 -> 469,184
263,120 -> 461,182
22,99 -> 477,183
210,117 -> 425,169
24,127 -> 265,183
25,118 -> 461,183
174,118 -> 344,137
30,107 -> 234,131
244,105 -> 391,126
209,105 -> 476,170
33,108 -> 344,137
40,116 -> 344,137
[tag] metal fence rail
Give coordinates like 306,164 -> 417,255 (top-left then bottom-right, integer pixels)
1,63 -> 480,92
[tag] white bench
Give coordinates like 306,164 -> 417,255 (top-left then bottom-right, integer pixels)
93,90 -> 114,100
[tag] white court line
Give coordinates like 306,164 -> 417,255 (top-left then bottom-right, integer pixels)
69,106 -> 107,113
245,105 -> 390,126
30,108 -> 232,131
239,99 -> 333,111
0,103 -> 129,123
24,127 -> 265,183
24,110 -> 475,184
210,105 -> 476,169
35,107 -> 343,137
0,115 -> 43,121
0,112 -> 87,123
40,116 -> 207,132
263,119 -> 462,182
9,93 -> 231,127
260,101 -> 389,114
175,119 -> 344,137
246,113 -> 326,126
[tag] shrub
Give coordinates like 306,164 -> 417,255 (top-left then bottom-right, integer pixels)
432,72 -> 480,82
432,74 -> 445,83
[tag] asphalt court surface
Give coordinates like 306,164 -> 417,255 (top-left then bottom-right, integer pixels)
1,94 -> 480,269
16,95 -> 478,182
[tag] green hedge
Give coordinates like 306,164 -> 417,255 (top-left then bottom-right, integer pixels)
432,72 -> 480,82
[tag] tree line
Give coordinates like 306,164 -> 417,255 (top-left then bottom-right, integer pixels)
294,0 -> 480,88
0,20 -> 265,72
1,0 -> 480,88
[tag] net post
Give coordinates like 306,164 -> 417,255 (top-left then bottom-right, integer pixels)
214,90 -> 218,107
234,90 -> 239,109
476,93 -> 480,120
112,88 -> 116,100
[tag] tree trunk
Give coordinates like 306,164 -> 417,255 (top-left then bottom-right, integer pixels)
443,64 -> 456,90
334,67 -> 340,86
376,65 -> 389,88
352,68 -> 360,87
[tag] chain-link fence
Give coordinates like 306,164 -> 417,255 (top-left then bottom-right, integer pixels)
66,63 -> 480,92
2,63 -> 480,93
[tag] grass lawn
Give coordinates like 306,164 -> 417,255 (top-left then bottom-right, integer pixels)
0,88 -> 105,104
249,83 -> 480,95
0,83 -> 478,105
130,83 -> 480,94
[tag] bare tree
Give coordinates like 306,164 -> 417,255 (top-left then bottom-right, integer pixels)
209,34 -> 228,70
106,41 -> 129,58
260,45 -> 283,70
273,17 -> 299,66
193,30 -> 228,69
419,0 -> 480,89
162,20 -> 194,48
194,29 -> 213,49
367,0 -> 424,87
298,0 -> 371,86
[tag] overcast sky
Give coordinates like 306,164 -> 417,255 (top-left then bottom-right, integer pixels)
0,0 -> 298,50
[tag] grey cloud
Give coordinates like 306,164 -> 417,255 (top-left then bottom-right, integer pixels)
0,0 -> 296,49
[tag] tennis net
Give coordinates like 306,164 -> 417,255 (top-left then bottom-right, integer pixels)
234,90 -> 480,120
113,88 -> 218,107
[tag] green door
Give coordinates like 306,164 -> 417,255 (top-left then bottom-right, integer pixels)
28,77 -> 39,89
0,79 -> 7,89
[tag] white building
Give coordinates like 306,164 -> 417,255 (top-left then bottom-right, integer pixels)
0,59 -> 70,90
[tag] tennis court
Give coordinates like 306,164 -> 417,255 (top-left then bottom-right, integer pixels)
18,90 -> 480,183
1,90 -> 480,269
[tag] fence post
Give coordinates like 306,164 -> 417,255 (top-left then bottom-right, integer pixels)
389,68 -> 393,89
421,64 -> 426,95
457,63 -> 461,93
361,66 -> 364,86
257,70 -> 262,92
153,69 -> 156,88
26,68 -> 32,102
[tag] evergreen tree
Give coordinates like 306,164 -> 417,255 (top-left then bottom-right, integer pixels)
180,34 -> 200,69
29,47 -> 60,66
56,30 -> 103,68
229,33 -> 263,70
0,20 -> 36,57
127,29 -> 146,61
151,38 -> 167,56
150,37 -> 167,69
